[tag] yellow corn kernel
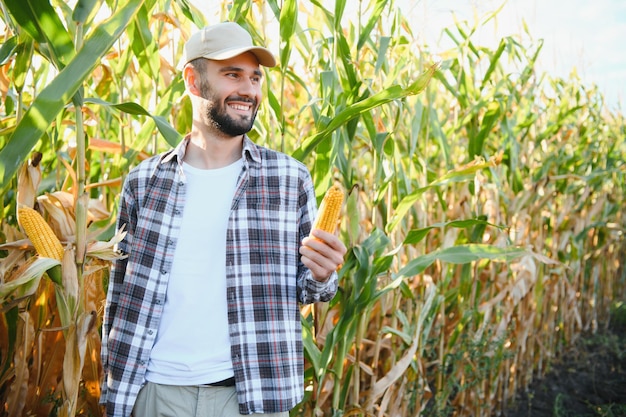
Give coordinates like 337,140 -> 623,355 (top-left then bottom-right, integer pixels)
18,206 -> 64,261
313,185 -> 345,234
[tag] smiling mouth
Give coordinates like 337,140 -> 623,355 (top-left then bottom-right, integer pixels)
229,103 -> 252,111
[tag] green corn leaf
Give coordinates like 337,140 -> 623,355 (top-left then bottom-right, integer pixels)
316,323 -> 337,382
428,106 -> 453,167
301,314 -> 321,374
381,326 -> 413,346
308,0 -> 333,24
129,5 -> 159,79
374,36 -> 390,74
357,0 -> 387,50
173,0 -> 206,28
380,244 -> 534,296
293,64 -> 437,160
395,244 -> 529,280
403,228 -> 432,246
336,30 -> 357,88
73,0 -> 99,24
278,0 -> 297,69
432,63 -> 460,102
480,39 -> 506,90
3,0 -> 75,69
0,36 -> 18,66
278,0 -> 297,41
85,98 -> 182,148
119,80 -> 187,168
386,157 -> 498,233
361,228 -> 391,258
346,185 -> 360,245
11,39 -> 33,93
334,0 -> 347,32
469,100 -> 501,159
404,219 -> 503,245
0,0 -> 146,191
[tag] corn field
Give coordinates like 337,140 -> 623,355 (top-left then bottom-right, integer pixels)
1,1 -> 625,416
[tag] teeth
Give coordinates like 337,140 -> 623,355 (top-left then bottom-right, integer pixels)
230,104 -> 250,111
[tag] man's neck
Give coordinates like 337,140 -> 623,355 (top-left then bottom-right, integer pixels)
184,131 -> 244,169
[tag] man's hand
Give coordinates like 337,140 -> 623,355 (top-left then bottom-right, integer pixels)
300,229 -> 347,282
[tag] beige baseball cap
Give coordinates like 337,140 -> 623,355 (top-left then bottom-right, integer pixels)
179,22 -> 276,69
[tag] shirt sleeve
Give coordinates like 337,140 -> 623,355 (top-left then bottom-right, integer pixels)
100,171 -> 137,403
296,170 -> 339,304
301,270 -> 339,303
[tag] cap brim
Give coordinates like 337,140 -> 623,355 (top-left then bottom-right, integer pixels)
178,46 -> 277,70
208,46 -> 277,67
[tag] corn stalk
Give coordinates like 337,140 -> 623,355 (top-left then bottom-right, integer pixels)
0,1 -> 624,417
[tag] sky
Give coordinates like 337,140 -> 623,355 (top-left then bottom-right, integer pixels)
192,0 -> 626,113
404,0 -> 626,112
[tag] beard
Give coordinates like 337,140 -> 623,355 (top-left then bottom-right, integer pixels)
198,79 -> 258,137
208,101 -> 257,137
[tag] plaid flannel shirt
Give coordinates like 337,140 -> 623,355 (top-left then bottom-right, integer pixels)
101,136 -> 338,416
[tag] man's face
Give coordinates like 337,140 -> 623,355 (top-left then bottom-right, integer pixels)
195,53 -> 264,137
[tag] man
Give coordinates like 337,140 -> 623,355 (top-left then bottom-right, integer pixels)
101,22 -> 346,417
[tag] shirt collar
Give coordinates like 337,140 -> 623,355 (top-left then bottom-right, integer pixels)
241,135 -> 261,164
158,134 -> 261,167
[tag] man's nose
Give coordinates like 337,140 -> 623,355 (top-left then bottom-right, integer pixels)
238,77 -> 259,96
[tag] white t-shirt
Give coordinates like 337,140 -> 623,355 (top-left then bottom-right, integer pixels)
145,159 -> 242,385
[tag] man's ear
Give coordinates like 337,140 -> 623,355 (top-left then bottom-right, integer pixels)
183,66 -> 201,96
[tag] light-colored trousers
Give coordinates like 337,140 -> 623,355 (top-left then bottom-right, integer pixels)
133,381 -> 290,417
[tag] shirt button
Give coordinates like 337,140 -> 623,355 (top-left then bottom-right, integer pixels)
156,299 -> 162,305
174,209 -> 181,215
178,181 -> 184,186
147,329 -> 153,335
167,239 -> 174,246
139,360 -> 146,366
161,269 -> 167,275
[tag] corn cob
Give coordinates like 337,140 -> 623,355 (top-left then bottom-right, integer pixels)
18,206 -> 64,261
312,185 -> 345,234
18,206 -> 65,285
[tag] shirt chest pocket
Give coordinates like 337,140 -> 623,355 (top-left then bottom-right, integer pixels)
244,203 -> 299,266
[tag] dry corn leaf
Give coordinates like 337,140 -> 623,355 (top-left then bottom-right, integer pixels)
87,226 -> 127,260
0,257 -> 59,305
36,194 -> 75,241
0,238 -> 31,252
509,255 -> 537,304
0,61 -> 11,93
41,190 -> 112,223
44,190 -> 74,210
364,283 -> 437,410
86,176 -> 123,191
6,311 -> 34,417
87,197 -> 112,222
83,266 -> 107,317
62,311 -> 97,417
0,247 -> 28,278
79,332 -> 104,416
88,137 -> 150,160
16,152 -> 42,209
33,323 -> 65,415
61,247 -> 79,305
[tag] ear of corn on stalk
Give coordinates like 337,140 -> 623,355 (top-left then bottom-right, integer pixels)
312,185 -> 345,234
18,206 -> 64,284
